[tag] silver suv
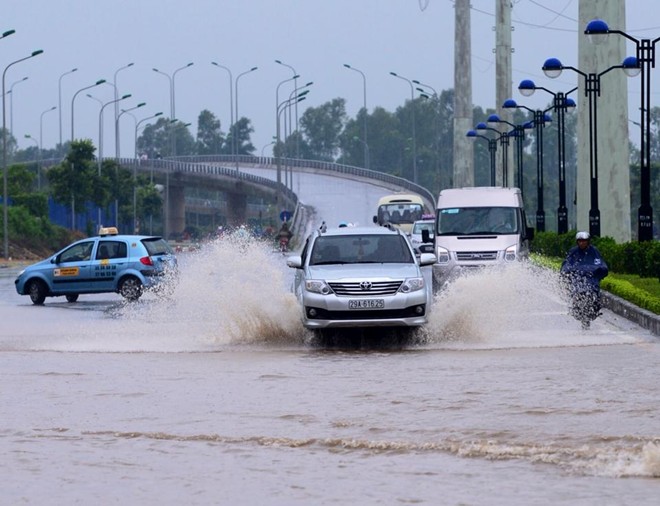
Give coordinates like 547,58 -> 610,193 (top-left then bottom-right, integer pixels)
286,226 -> 436,330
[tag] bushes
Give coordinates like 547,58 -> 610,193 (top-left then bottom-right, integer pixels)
531,231 -> 659,280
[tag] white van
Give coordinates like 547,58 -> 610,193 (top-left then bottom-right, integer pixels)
421,187 -> 534,288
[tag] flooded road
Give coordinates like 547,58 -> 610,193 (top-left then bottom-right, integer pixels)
1,236 -> 658,505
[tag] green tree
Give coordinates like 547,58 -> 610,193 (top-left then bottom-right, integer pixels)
196,109 -> 224,154
46,139 -> 98,225
226,117 -> 255,155
300,98 -> 347,161
137,117 -> 195,157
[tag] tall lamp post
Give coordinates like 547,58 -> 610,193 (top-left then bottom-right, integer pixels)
466,129 -> 497,184
344,64 -> 368,169
389,71 -> 417,183
116,101 -> 145,158
517,81 -> 577,233
58,67 -> 77,147
9,76 -> 28,137
70,79 -> 106,142
3,48 -> 43,260
476,121 -> 510,187
113,62 -> 134,160
541,55 -> 638,237
234,66 -> 258,171
503,99 -> 552,231
211,61 -> 233,155
38,105 -> 56,189
486,113 -> 528,192
135,111 -> 163,159
153,63 -> 193,156
585,19 -> 658,241
276,60 -> 300,157
275,73 -> 299,186
276,93 -> 307,200
97,94 -> 131,228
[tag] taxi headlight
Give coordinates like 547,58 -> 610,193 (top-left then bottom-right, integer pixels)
305,279 -> 333,295
436,246 -> 450,264
399,277 -> 425,293
504,244 -> 517,262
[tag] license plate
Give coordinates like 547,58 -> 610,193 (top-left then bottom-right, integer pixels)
349,299 -> 384,309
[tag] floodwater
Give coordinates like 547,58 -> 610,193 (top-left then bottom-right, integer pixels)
1,234 -> 658,505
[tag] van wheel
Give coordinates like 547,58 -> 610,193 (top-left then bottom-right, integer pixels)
28,280 -> 47,305
65,294 -> 79,303
119,276 -> 143,301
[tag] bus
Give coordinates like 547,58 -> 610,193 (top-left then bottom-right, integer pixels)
372,194 -> 426,235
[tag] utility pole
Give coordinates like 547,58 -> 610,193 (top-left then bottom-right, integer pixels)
495,0 -> 513,187
453,0 -> 474,188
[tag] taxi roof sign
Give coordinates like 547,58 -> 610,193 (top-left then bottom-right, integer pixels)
98,226 -> 119,236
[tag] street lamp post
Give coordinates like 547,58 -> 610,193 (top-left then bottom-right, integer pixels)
585,19 -> 658,241
466,130 -> 497,184
70,79 -> 106,143
276,60 -> 300,158
116,102 -> 145,158
234,66 -> 258,171
275,73 -> 299,186
9,76 -> 28,137
3,48 -> 43,260
486,113 -> 528,192
211,62 -> 233,155
477,122 -> 510,187
153,63 -> 193,156
276,93 -> 307,201
24,135 -> 39,181
135,111 -> 163,159
517,81 -> 577,233
389,71 -> 417,183
97,94 -> 131,228
541,56 -> 637,237
113,63 -> 134,160
503,99 -> 552,231
58,68 -> 77,147
344,64 -> 368,169
38,105 -> 56,189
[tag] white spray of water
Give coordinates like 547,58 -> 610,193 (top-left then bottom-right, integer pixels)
70,232 -> 306,352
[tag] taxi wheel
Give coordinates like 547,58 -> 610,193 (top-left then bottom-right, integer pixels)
119,276 -> 143,301
65,294 -> 79,303
28,280 -> 47,305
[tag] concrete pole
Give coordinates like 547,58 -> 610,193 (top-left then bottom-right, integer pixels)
452,0 -> 474,189
495,0 -> 513,188
578,0 -> 630,242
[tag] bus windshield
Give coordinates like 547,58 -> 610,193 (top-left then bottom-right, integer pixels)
377,203 -> 424,225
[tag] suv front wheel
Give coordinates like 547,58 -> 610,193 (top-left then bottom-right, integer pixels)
119,276 -> 143,301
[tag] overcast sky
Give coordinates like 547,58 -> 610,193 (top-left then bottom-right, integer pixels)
4,0 -> 659,158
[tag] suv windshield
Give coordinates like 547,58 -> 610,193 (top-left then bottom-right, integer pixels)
310,234 -> 413,265
437,207 -> 519,235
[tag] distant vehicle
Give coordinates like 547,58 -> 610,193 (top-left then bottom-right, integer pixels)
373,194 -> 426,235
425,187 -> 534,288
286,226 -> 436,332
410,219 -> 435,253
15,227 -> 178,304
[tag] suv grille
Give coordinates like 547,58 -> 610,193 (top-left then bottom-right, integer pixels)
455,251 -> 498,261
329,280 -> 402,296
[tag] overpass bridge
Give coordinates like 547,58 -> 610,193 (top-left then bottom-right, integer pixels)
119,155 -> 436,239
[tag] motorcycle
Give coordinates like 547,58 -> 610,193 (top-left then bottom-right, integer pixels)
279,236 -> 290,253
559,265 -> 607,330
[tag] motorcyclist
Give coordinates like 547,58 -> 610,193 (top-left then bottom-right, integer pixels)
277,222 -> 293,252
560,231 -> 609,329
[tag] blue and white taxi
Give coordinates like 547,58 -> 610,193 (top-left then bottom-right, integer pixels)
15,227 -> 178,304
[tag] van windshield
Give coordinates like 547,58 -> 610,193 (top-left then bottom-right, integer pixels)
437,207 -> 519,235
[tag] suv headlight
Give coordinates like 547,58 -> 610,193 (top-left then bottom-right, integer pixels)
436,246 -> 450,264
504,244 -> 517,262
399,277 -> 425,293
305,279 -> 333,295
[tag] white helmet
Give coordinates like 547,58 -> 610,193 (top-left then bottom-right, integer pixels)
576,231 -> 590,240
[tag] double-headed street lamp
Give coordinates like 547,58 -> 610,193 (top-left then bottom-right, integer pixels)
344,64 -> 368,169
3,48 -> 43,260
518,80 -> 577,233
389,71 -> 417,184
153,63 -> 193,156
466,129 -> 497,184
541,55 -> 638,237
477,122 -> 510,187
585,19 -> 658,241
503,99 -> 552,231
